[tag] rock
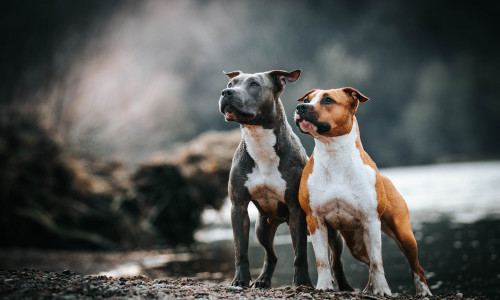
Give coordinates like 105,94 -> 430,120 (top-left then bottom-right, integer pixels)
132,129 -> 240,245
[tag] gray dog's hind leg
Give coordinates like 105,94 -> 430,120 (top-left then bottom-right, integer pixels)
288,206 -> 313,287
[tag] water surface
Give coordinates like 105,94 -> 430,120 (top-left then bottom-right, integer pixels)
194,161 -> 500,299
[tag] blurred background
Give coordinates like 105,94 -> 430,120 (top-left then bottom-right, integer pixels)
1,0 -> 499,298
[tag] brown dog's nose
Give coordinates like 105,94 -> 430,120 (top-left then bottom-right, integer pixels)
296,103 -> 309,114
221,88 -> 235,97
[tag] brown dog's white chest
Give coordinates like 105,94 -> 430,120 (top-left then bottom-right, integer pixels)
307,122 -> 379,230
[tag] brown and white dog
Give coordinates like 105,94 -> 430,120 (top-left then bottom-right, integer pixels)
294,87 -> 432,296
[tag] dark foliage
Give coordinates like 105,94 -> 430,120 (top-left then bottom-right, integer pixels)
132,165 -> 199,245
0,110 -> 239,249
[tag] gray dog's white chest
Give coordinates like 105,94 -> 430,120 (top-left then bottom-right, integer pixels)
242,126 -> 287,214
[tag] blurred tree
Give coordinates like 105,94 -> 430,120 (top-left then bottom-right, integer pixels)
1,0 -> 499,168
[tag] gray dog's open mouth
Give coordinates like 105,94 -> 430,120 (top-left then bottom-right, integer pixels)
223,105 -> 255,120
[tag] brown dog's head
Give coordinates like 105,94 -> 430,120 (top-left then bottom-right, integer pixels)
294,87 -> 369,138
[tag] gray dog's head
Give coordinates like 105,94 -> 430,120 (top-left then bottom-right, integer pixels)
219,70 -> 301,126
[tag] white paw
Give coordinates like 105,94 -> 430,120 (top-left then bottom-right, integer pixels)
413,272 -> 432,296
416,286 -> 433,296
370,274 -> 392,296
316,272 -> 334,290
372,286 -> 392,296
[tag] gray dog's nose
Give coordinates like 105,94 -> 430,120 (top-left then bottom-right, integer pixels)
221,88 -> 235,97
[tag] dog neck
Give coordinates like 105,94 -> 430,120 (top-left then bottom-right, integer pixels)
240,99 -> 290,171
313,119 -> 359,167
241,98 -> 288,142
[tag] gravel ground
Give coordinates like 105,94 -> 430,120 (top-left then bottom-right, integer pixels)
0,269 -> 482,300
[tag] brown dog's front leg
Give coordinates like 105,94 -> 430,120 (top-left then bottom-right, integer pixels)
231,202 -> 251,286
288,205 -> 313,287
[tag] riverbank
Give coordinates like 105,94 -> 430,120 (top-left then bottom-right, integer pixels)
0,269 -> 476,299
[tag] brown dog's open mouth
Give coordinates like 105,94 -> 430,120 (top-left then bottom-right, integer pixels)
295,114 -> 331,134
296,118 -> 317,133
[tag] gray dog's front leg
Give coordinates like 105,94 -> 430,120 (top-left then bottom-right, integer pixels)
231,202 -> 251,286
288,205 -> 313,287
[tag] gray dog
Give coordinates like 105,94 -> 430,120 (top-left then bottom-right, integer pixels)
219,69 -> 312,288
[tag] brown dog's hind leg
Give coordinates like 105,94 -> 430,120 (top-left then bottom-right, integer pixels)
251,213 -> 280,288
340,229 -> 373,292
381,176 -> 432,296
328,227 -> 354,291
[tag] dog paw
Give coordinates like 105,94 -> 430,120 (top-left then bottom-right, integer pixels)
416,287 -> 433,297
315,277 -> 334,290
231,279 -> 249,287
337,280 -> 354,292
251,277 -> 271,289
293,272 -> 313,288
366,283 -> 391,297
231,272 -> 251,287
372,287 -> 392,297
364,273 -> 391,296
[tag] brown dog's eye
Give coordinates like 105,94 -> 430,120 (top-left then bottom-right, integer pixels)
303,98 -> 309,103
322,97 -> 335,104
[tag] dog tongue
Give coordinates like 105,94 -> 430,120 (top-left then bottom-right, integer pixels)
295,114 -> 301,120
226,112 -> 236,119
300,120 -> 314,129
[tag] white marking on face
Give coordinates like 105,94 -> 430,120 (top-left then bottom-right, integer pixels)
309,92 -> 322,105
242,125 -> 286,216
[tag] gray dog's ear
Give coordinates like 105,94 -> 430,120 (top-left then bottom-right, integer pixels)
268,69 -> 301,88
223,70 -> 242,79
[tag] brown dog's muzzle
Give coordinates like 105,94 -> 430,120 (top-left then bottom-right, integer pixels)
295,104 -> 331,134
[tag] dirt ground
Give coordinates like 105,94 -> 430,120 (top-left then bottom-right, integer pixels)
0,269 -> 478,300
0,247 -> 488,299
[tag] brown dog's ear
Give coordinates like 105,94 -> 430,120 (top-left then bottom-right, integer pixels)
268,69 -> 301,87
223,70 -> 242,79
297,89 -> 317,102
343,87 -> 370,103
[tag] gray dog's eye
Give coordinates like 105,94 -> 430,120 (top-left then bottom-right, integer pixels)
250,82 -> 259,87
228,82 -> 233,87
